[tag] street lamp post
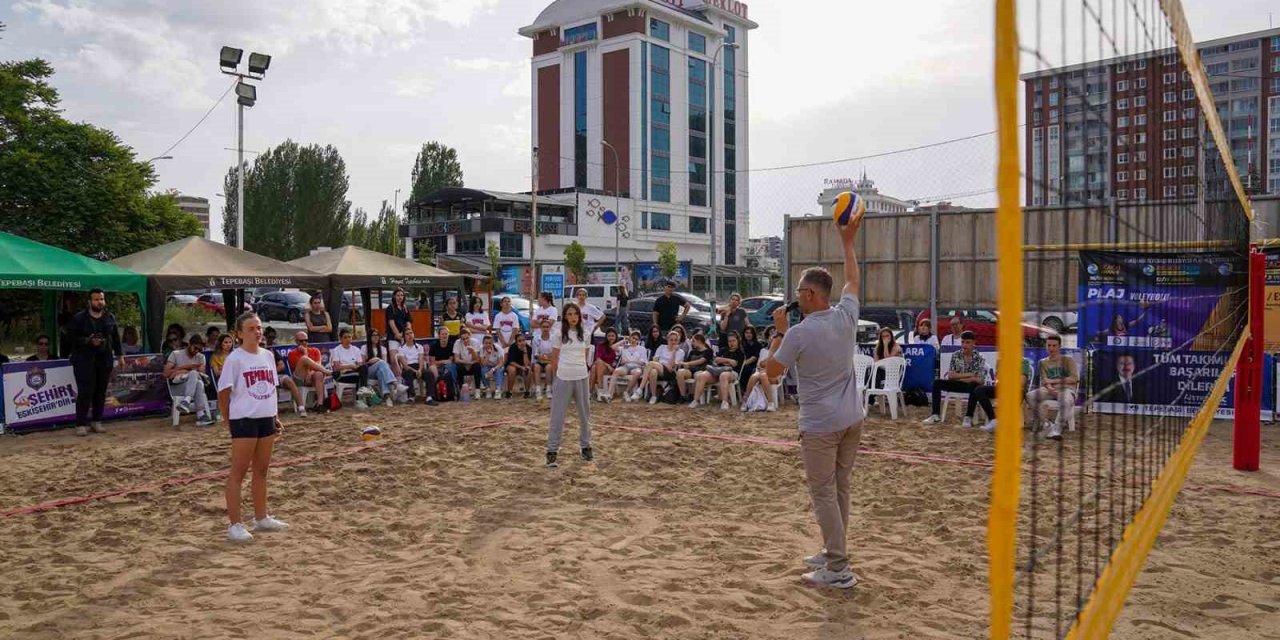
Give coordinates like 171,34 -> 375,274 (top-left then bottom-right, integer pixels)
709,40 -> 739,317
600,139 -> 621,283
219,46 -> 271,251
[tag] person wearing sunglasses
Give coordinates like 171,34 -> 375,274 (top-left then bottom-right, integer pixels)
287,331 -> 330,412
27,335 -> 56,361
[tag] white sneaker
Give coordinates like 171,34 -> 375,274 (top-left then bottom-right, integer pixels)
720,401 -> 730,410
631,390 -> 644,402
535,387 -> 543,400
649,396 -> 658,405
227,523 -> 253,543
384,396 -> 393,408
801,567 -> 858,589
803,550 -> 828,569
688,399 -> 700,409
961,417 -> 973,429
767,402 -> 778,412
177,397 -> 193,413
354,400 -> 369,411
922,415 -> 943,425
981,419 -> 998,433
297,406 -> 307,418
1046,422 -> 1063,441
253,515 -> 289,532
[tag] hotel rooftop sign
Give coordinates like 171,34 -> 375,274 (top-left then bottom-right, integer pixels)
656,0 -> 750,21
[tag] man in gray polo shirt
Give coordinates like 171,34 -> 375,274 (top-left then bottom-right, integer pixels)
766,210 -> 864,589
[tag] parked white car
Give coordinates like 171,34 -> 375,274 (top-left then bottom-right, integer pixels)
1022,310 -> 1077,334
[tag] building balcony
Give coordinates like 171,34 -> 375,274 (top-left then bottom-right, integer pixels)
400,217 -> 577,239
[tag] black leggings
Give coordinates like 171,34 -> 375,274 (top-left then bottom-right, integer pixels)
337,365 -> 369,388
966,384 -> 996,419
931,379 -> 979,415
455,362 -> 482,389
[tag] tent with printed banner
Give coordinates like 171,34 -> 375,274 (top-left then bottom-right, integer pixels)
287,245 -> 469,341
111,236 -> 328,349
0,231 -> 150,353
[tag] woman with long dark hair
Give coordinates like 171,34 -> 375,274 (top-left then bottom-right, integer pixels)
386,288 -> 411,377
545,302 -> 594,468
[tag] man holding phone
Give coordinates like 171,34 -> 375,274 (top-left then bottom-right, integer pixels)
68,288 -> 125,436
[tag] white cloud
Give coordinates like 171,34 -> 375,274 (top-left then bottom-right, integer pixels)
394,75 -> 435,97
447,56 -> 521,72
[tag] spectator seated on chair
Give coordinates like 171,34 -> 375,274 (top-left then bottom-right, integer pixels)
288,331 -> 331,412
330,328 -> 374,406
939,316 -> 965,348
504,332 -> 535,399
738,326 -> 763,392
452,327 -> 484,393
908,319 -> 940,349
973,356 -> 1034,433
742,327 -> 781,412
210,334 -> 235,381
607,330 -> 648,402
922,331 -> 987,426
869,328 -> 903,406
638,329 -> 685,404
480,334 -> 506,399
426,326 -> 456,403
265,335 -> 304,416
694,330 -> 744,410
677,333 -> 715,403
397,329 -> 433,405
590,329 -> 621,401
166,333 -> 215,426
531,319 -> 556,400
121,326 -> 143,355
1024,335 -> 1079,440
360,330 -> 399,403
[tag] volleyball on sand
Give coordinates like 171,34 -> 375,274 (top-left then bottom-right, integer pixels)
361,426 -> 383,441
831,190 -> 865,226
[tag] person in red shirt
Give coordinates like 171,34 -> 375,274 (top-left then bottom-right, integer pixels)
287,330 -> 330,411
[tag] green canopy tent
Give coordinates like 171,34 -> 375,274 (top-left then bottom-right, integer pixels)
0,231 -> 150,353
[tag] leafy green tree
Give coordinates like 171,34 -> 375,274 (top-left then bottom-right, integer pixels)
657,242 -> 679,280
415,240 -> 437,266
564,240 -> 587,284
0,42 -> 201,259
408,141 -> 464,206
348,200 -> 400,256
486,240 -> 503,291
222,140 -> 353,260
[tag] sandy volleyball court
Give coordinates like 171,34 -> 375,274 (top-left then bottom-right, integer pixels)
0,400 -> 1276,639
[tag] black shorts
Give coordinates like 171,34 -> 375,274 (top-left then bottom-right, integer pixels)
230,416 -> 277,439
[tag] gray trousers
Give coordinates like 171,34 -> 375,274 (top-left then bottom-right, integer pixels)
547,377 -> 592,452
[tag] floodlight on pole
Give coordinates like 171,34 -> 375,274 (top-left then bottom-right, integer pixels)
219,45 -> 271,251
144,155 -> 174,165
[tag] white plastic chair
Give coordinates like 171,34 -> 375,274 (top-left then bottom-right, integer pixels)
863,357 -> 907,419
167,378 -> 196,427
854,354 -> 875,390
702,376 -> 741,407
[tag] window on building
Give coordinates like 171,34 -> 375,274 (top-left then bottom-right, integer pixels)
1134,132 -> 1146,143
1116,80 -> 1129,91
1136,187 -> 1147,199
1163,148 -> 1177,159
1116,62 -> 1128,73
1163,109 -> 1176,122
1182,145 -> 1194,158
1117,116 -> 1129,128
455,234 -> 485,255
1135,59 -> 1147,70
650,45 -> 671,202
1231,57 -> 1258,71
1272,36 -> 1280,52
1117,171 -> 1129,182
1134,114 -> 1147,125
574,51 -> 588,189
1049,92 -> 1059,106
688,32 -> 706,53
650,18 -> 670,41
1049,76 -> 1059,88
499,232 -> 524,258
1183,107 -> 1195,119
1135,95 -> 1146,107
1182,126 -> 1194,139
689,216 -> 707,234
1163,166 -> 1177,178
1117,189 -> 1129,199
650,211 -> 671,231
1182,165 -> 1196,177
563,23 -> 598,46
1182,184 -> 1196,196
1135,151 -> 1147,162
1136,77 -> 1147,88
1034,94 -> 1042,108
1117,134 -> 1128,146
1050,109 -> 1059,123
1163,91 -> 1176,103
1117,98 -> 1129,110
1163,185 -> 1177,197
1136,169 -> 1147,179
1182,88 -> 1195,100
1033,111 -> 1042,125
1163,72 -> 1177,84
1163,129 -> 1176,141
1117,152 -> 1129,164
1274,58 -> 1280,73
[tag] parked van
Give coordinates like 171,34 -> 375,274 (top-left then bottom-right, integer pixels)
560,284 -> 624,311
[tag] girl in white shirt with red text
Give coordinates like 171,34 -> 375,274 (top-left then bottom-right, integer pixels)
217,312 -> 289,543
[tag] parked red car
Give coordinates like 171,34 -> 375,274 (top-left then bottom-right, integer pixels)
195,292 -> 252,316
915,309 -> 1058,346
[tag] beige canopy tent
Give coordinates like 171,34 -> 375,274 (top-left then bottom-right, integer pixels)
287,245 -> 469,340
112,237 -> 328,343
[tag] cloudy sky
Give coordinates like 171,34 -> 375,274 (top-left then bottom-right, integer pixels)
2,0 -> 1274,240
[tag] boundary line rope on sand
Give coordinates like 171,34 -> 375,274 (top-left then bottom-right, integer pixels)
3,418 -> 1276,519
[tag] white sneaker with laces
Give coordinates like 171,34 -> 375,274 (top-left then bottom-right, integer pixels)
962,417 -> 973,429
923,415 -> 943,425
801,567 -> 858,589
688,399 -> 700,409
297,406 -> 307,418
649,396 -> 658,405
803,551 -> 828,569
253,515 -> 289,532
981,419 -> 998,433
720,401 -> 730,410
1046,422 -> 1063,440
767,402 -> 778,412
177,396 -> 193,413
535,387 -> 543,400
227,523 -> 253,543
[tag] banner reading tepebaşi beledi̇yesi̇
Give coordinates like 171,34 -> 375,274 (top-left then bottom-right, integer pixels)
1078,250 -> 1268,419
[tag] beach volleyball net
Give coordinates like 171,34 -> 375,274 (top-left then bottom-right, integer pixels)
989,0 -> 1255,638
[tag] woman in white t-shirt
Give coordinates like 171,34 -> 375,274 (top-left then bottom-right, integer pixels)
465,297 -> 490,348
531,318 -> 556,399
395,329 -> 428,404
636,330 -> 685,404
545,302 -> 594,468
532,291 -> 559,328
217,312 -> 289,543
608,330 -> 649,402
492,296 -> 522,350
452,327 -> 483,392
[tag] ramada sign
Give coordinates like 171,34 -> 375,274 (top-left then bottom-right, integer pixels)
657,0 -> 749,21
